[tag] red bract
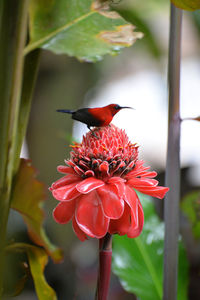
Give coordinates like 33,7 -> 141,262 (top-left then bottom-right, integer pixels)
50,125 -> 169,241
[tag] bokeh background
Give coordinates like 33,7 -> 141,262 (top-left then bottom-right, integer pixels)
6,0 -> 200,299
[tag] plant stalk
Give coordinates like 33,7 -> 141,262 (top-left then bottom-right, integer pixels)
95,233 -> 112,300
0,0 -> 29,297
14,49 -> 41,173
163,4 -> 182,300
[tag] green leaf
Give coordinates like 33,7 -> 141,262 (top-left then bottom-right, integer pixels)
181,190 -> 200,239
6,243 -> 57,300
25,0 -> 143,62
111,8 -> 162,58
112,195 -> 189,300
11,159 -> 63,263
12,262 -> 29,297
27,246 -> 57,300
171,0 -> 200,10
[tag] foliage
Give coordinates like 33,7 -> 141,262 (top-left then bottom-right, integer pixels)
0,0 -> 141,298
11,159 -> 63,263
0,0 -> 198,299
112,195 -> 189,300
171,0 -> 200,10
26,0 -> 143,61
181,190 -> 200,239
112,7 -> 162,58
6,243 -> 57,300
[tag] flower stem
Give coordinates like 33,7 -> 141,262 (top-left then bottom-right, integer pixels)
95,233 -> 112,300
163,4 -> 182,300
0,0 -> 29,297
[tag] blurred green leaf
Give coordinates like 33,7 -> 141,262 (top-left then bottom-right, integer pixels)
11,159 -> 63,263
192,10 -> 200,34
13,275 -> 28,297
112,195 -> 189,300
6,243 -> 57,300
181,190 -> 200,239
112,8 -> 162,58
27,246 -> 57,300
171,0 -> 200,10
25,0 -> 143,62
12,262 -> 29,297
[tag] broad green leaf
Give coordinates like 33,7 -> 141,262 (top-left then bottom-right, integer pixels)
6,243 -> 57,300
11,159 -> 63,263
25,0 -> 143,62
112,8 -> 162,58
181,190 -> 200,239
171,0 -> 200,10
112,195 -> 189,300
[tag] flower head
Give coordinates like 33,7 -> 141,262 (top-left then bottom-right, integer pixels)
50,125 -> 169,241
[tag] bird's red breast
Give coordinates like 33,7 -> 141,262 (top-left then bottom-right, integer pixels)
87,107 -> 112,126
88,104 -> 121,126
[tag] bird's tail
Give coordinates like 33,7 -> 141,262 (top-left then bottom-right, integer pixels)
56,109 -> 74,114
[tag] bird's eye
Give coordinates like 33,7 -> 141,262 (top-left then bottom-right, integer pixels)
114,105 -> 120,110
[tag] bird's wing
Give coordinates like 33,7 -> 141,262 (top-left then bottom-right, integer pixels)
72,108 -> 102,127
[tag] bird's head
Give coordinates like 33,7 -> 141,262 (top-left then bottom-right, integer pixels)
107,104 -> 133,116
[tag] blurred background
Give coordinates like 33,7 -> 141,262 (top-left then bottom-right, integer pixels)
6,0 -> 200,299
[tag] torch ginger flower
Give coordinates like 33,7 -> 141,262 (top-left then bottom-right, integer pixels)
50,125 -> 169,241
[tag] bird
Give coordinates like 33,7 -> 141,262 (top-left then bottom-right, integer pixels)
57,104 -> 133,130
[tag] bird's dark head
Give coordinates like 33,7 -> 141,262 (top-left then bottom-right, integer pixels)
107,104 -> 133,116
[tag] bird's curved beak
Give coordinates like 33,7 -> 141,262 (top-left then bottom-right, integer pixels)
120,106 -> 134,110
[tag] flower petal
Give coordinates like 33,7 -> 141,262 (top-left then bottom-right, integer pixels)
65,160 -> 76,167
99,161 -> 109,176
52,182 -> 80,201
76,177 -> 105,194
74,165 -> 85,176
128,177 -> 158,188
108,178 -> 126,199
109,189 -> 144,238
139,171 -> 157,178
75,191 -> 109,238
97,184 -> 124,219
107,177 -> 126,184
124,185 -> 139,228
50,174 -> 80,190
72,217 -> 88,241
57,165 -> 76,174
134,186 -> 169,199
127,200 -> 144,238
53,201 -> 76,224
125,160 -> 152,178
109,202 -> 132,236
84,170 -> 95,177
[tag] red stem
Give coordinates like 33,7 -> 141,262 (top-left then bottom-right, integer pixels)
96,233 -> 112,300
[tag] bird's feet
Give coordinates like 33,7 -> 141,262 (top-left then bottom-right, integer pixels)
87,126 -> 99,139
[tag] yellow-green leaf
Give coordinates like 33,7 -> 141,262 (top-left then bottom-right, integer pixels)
171,0 -> 200,11
27,246 -> 57,300
11,159 -> 63,263
25,0 -> 143,61
6,243 -> 57,300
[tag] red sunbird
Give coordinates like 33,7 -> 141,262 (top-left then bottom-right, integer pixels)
57,104 -> 133,130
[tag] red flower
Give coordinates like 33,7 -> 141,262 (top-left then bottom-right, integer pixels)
50,125 -> 169,241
